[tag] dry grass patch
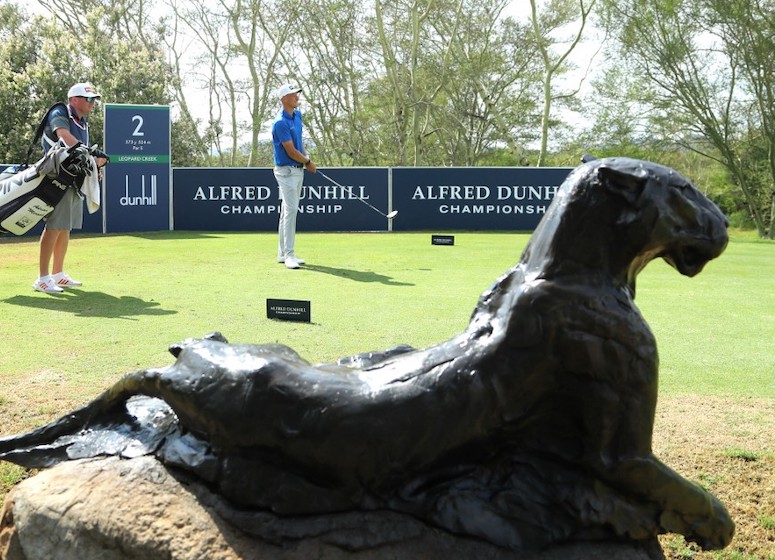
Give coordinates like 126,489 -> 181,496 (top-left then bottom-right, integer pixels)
655,395 -> 775,559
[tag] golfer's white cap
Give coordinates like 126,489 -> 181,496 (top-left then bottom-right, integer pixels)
67,82 -> 101,99
276,83 -> 302,99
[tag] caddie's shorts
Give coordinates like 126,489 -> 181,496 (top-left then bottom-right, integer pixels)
45,188 -> 83,230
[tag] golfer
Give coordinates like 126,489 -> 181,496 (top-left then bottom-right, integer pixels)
272,83 -> 316,269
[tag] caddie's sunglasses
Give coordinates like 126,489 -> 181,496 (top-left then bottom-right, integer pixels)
79,96 -> 98,103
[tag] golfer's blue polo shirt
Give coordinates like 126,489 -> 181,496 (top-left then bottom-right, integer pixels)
272,109 -> 304,166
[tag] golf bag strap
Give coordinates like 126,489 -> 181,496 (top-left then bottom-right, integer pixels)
23,102 -> 68,168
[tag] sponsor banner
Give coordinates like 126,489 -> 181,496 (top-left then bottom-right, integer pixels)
391,167 -> 572,231
173,167 -> 389,232
104,104 -> 171,233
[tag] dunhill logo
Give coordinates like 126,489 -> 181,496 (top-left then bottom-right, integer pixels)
120,175 -> 158,206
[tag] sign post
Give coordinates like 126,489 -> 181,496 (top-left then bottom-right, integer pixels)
103,104 -> 171,233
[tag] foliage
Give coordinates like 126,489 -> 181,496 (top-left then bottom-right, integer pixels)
5,0 -> 775,237
527,0 -> 597,166
598,0 -> 775,238
0,0 -> 179,162
1,0 -> 566,168
172,115 -> 209,167
0,6 -> 86,163
274,0 -> 548,167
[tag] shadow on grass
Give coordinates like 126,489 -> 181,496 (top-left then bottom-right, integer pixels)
302,264 -> 414,286
3,290 -> 177,320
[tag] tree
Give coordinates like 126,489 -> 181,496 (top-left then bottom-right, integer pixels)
367,0 -> 459,166
15,0 -> 576,169
709,0 -> 775,237
32,0 -> 204,165
601,0 -> 775,238
0,3 -> 42,163
528,0 -> 598,167
434,2 -> 544,165
0,4 -> 89,162
169,0 -> 244,165
268,0 -> 372,166
169,0 -> 291,166
218,0 -> 287,166
279,0 -> 545,166
558,64 -> 671,162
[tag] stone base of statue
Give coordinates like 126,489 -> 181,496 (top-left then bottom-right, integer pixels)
0,456 -> 665,560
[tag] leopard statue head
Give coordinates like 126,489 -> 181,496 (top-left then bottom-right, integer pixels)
522,157 -> 729,295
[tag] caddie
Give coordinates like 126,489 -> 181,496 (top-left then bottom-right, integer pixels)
33,82 -> 108,294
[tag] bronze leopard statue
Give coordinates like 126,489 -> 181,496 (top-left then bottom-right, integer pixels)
0,157 -> 733,551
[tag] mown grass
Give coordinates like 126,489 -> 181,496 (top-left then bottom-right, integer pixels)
0,231 -> 519,391
1,229 -> 773,401
635,235 -> 775,398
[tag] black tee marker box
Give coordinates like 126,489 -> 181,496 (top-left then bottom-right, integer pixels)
267,299 -> 311,322
432,235 -> 455,246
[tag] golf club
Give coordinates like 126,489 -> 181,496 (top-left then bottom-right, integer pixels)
316,170 -> 398,219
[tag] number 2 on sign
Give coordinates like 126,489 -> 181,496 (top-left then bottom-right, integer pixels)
132,115 -> 145,137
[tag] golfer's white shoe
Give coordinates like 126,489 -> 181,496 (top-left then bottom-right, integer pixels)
285,256 -> 302,269
33,276 -> 64,294
53,272 -> 83,287
279,255 -> 305,265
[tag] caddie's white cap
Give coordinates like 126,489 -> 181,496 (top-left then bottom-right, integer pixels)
67,82 -> 102,99
276,83 -> 302,99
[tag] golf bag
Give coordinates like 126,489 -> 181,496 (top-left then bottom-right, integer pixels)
0,143 -> 95,235
0,102 -> 107,235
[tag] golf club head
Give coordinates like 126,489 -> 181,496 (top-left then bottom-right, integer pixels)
387,210 -> 398,219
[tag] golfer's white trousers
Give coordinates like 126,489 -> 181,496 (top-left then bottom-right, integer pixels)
274,165 -> 304,260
